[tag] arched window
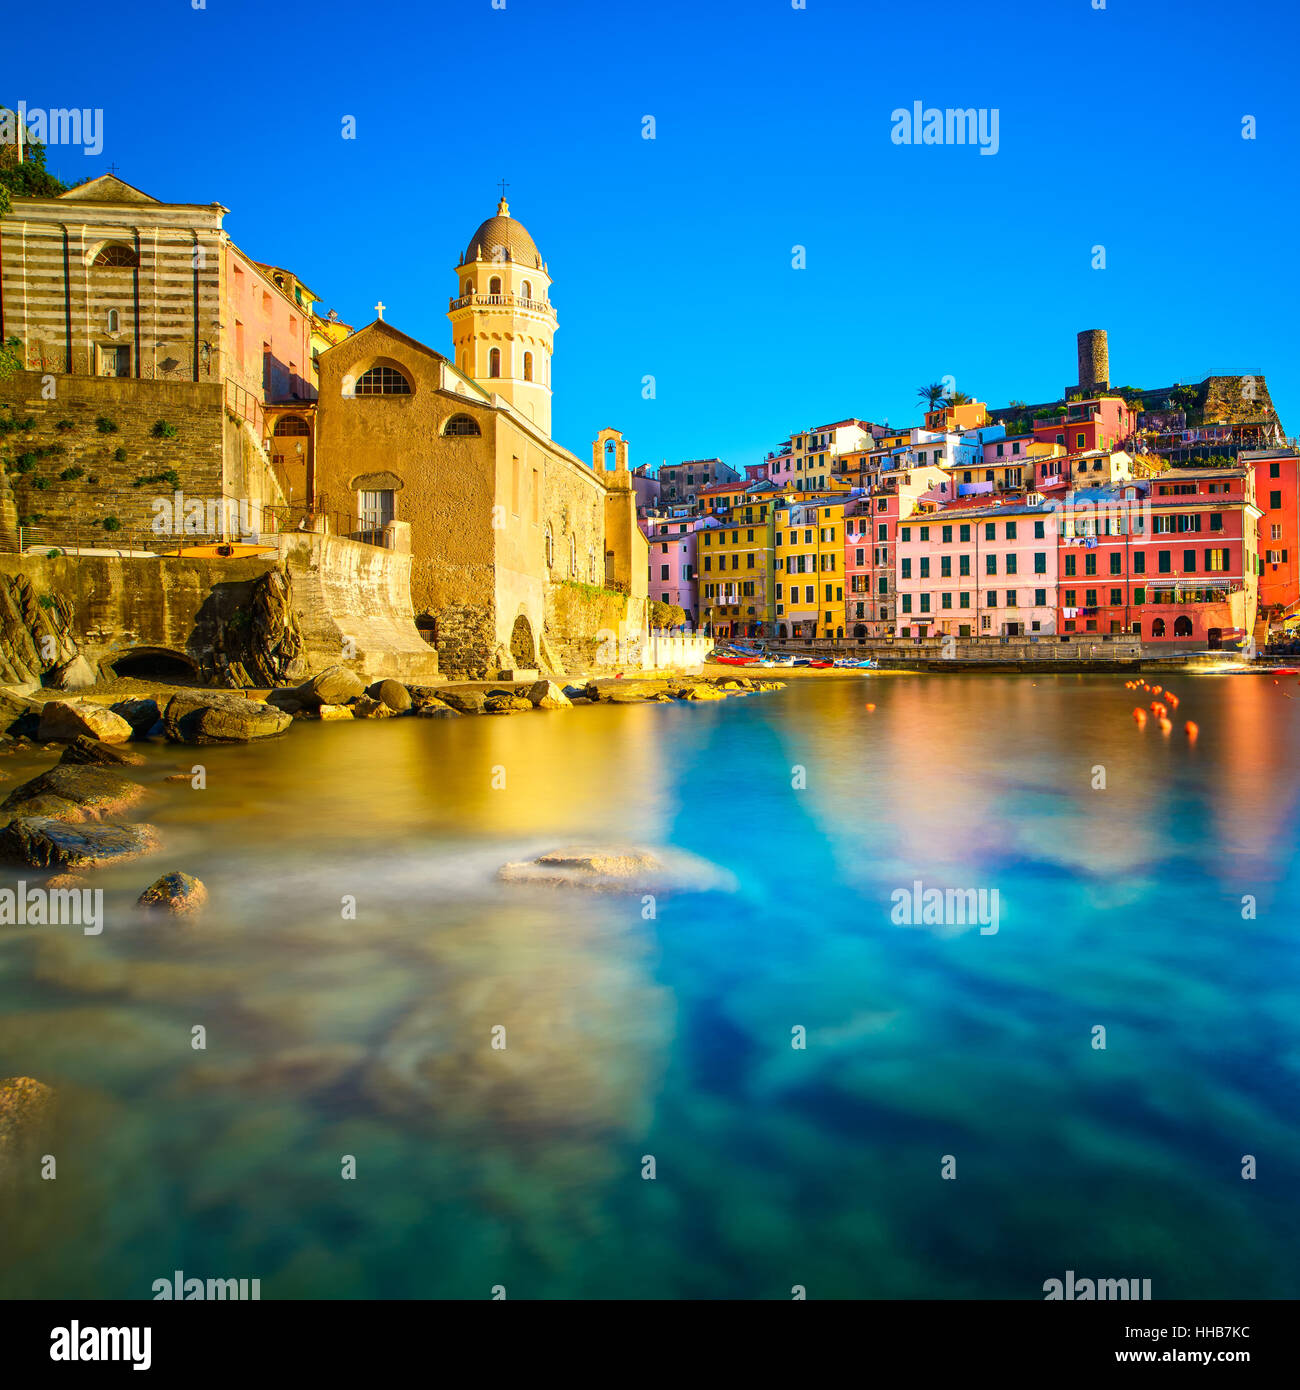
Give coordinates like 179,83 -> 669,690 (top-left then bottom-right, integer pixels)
545,525 -> 555,569
106,309 -> 120,333
462,280 -> 472,297
523,351 -> 533,382
92,243 -> 137,268
1152,617 -> 1166,638
488,348 -> 501,378
273,415 -> 310,437
354,365 -> 411,395
489,276 -> 502,296
442,414 -> 481,436
1173,615 -> 1193,637
521,279 -> 532,300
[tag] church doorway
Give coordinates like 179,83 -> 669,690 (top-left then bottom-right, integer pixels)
510,614 -> 536,668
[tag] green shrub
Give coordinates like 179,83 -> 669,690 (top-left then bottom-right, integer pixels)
59,466 -> 84,481
113,446 -> 127,462
30,475 -> 49,490
133,468 -> 181,489
101,516 -> 121,532
152,419 -> 178,440
55,419 -> 75,432
15,452 -> 37,472
95,416 -> 118,433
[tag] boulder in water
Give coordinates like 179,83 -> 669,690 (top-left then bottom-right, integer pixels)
137,871 -> 208,915
526,680 -> 573,710
0,816 -> 160,869
162,690 -> 292,744
58,735 -> 146,769
2,763 -> 148,822
0,1076 -> 54,1176
38,699 -> 133,745
110,698 -> 163,739
366,678 -> 412,712
499,845 -> 735,894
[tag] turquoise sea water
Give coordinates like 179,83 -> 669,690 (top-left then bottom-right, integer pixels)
1,672 -> 1298,1299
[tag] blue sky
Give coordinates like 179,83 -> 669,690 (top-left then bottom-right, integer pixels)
8,0 -> 1298,471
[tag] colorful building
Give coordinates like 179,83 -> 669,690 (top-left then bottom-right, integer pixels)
1242,448 -> 1300,622
1055,471 -> 1258,644
657,457 -> 739,511
648,515 -> 716,626
895,498 -> 1060,638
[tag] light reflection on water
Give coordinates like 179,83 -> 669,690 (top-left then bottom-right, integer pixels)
1,673 -> 1298,1298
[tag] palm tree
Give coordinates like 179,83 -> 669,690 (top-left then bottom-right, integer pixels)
947,389 -> 974,407
917,382 -> 948,410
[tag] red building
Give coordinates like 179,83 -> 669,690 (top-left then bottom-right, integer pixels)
1033,396 -> 1136,454
1242,448 -> 1300,622
1056,469 -> 1258,646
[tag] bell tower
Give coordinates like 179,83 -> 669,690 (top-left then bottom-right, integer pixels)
448,194 -> 557,435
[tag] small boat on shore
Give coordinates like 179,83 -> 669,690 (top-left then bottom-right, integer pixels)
715,654 -> 759,666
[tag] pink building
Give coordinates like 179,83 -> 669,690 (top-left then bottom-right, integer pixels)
895,499 -> 1060,637
648,515 -> 718,625
224,247 -> 315,412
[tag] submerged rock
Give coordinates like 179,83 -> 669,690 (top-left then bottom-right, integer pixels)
2,763 -> 148,823
0,1076 -> 54,1175
317,703 -> 355,721
58,735 -> 147,769
137,871 -> 208,915
162,690 -> 292,744
0,816 -> 160,868
366,963 -> 670,1138
38,699 -> 133,745
499,845 -> 735,894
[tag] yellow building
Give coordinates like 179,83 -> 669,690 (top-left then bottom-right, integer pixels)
776,497 -> 847,639
700,502 -> 776,638
447,197 -> 556,436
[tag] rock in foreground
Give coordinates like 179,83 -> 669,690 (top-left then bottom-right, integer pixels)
38,699 -> 134,745
162,691 -> 292,744
2,763 -> 148,823
58,735 -> 147,768
0,816 -> 160,869
138,871 -> 208,915
499,845 -> 735,894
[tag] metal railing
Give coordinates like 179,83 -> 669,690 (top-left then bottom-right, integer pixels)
8,493 -> 393,556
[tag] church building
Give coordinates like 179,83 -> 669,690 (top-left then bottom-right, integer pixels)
313,197 -> 647,678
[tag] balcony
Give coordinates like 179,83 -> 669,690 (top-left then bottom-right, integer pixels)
448,292 -> 552,313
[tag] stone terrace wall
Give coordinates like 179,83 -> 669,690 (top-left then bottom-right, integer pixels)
276,532 -> 440,684
0,530 -> 440,686
0,371 -> 224,551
